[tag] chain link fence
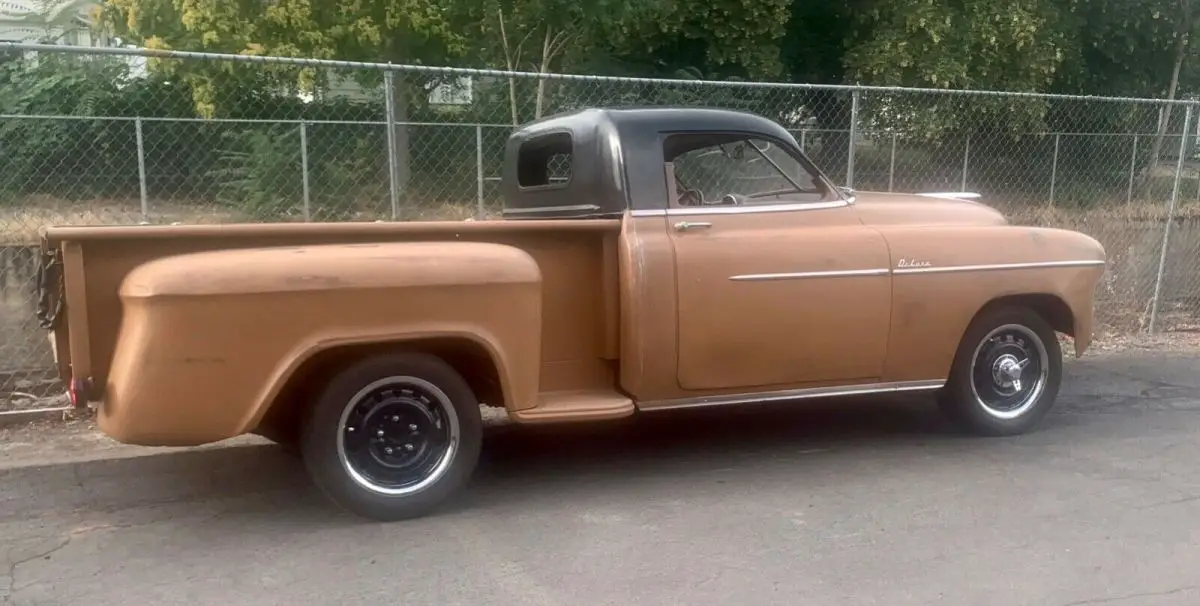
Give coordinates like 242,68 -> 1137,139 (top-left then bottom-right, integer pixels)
3,42 -> 1200,408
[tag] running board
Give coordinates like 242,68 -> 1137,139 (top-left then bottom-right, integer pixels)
508,390 -> 635,424
636,380 -> 946,412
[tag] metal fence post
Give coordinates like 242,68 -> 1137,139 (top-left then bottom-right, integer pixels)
134,117 -> 148,220
1127,134 -> 1138,206
961,134 -> 970,191
847,90 -> 859,188
300,122 -> 311,222
383,70 -> 400,220
1049,133 -> 1060,206
476,125 -> 484,219
888,133 -> 896,192
1149,102 -> 1194,333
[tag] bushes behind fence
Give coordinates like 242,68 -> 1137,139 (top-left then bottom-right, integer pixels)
0,51 -> 1191,221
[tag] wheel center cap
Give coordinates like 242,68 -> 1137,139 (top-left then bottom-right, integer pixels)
992,354 -> 1023,386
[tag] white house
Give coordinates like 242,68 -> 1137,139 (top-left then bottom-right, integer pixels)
0,0 -> 109,46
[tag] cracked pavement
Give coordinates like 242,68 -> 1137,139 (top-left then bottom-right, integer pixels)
3,352 -> 1200,605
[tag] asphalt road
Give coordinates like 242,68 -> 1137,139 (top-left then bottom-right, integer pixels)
3,352 -> 1200,606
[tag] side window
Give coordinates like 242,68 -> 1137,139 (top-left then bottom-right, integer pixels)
516,131 -> 572,189
666,134 -> 825,207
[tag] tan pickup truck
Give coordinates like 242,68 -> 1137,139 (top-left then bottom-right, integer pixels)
36,107 -> 1106,521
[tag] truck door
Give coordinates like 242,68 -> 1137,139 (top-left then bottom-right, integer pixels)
664,134 -> 893,392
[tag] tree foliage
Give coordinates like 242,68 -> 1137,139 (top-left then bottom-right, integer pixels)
9,0 -> 1200,213
91,0 -> 1200,106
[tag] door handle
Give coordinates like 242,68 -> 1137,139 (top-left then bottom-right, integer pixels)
673,221 -> 713,232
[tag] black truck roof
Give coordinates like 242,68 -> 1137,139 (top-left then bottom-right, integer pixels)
499,107 -> 808,219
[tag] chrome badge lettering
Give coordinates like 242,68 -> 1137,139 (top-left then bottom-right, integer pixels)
897,258 -> 932,269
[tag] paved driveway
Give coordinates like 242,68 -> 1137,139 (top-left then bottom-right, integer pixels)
3,352 -> 1200,605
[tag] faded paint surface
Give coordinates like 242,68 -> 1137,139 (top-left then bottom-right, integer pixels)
39,186 -> 1105,447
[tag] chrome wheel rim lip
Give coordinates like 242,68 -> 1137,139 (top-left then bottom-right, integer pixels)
335,376 -> 460,496
968,323 -> 1049,420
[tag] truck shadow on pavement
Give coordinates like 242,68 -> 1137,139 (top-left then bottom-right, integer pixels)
3,391 -> 1100,530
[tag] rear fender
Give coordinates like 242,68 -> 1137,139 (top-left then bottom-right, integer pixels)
102,241 -> 542,446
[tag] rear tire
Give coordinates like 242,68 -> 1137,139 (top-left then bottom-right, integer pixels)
937,305 -> 1063,436
301,352 -> 483,521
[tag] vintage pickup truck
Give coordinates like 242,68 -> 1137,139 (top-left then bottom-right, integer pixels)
36,107 -> 1106,521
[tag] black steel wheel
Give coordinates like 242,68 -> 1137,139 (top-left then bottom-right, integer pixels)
302,352 -> 483,521
938,305 -> 1062,436
337,375 -> 459,496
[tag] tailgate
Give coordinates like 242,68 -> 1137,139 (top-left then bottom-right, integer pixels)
34,236 -> 89,407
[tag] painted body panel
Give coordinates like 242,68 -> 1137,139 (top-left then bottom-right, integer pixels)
667,205 -> 892,389
105,241 -> 541,445
43,221 -> 621,445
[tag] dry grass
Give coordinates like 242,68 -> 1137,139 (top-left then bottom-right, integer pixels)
1000,200 -> 1200,226
0,196 -> 496,245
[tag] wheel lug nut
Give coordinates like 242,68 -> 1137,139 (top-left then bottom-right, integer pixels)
376,429 -> 385,437
392,416 -> 400,422
404,444 -> 415,452
385,447 -> 394,455
408,424 -> 418,432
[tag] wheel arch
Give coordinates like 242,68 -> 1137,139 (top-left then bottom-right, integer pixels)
250,334 -> 508,445
974,293 -> 1075,338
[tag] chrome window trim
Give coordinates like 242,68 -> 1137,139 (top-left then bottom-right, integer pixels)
730,268 -> 890,281
504,203 -> 601,215
892,259 -> 1106,275
637,379 -> 946,411
629,199 -> 848,217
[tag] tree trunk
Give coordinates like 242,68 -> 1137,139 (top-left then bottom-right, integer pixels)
497,9 -> 521,126
386,72 -> 411,216
1141,28 -> 1190,200
535,27 -> 553,120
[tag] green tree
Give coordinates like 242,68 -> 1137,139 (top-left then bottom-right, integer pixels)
842,0 -> 1073,138
453,0 -> 646,124
595,0 -> 792,80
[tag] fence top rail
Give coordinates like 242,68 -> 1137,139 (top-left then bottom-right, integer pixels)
0,113 -> 1183,138
3,41 -> 1194,107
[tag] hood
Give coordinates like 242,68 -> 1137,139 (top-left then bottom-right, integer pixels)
848,190 -> 1008,227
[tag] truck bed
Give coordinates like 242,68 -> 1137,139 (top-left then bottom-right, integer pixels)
39,219 -> 623,414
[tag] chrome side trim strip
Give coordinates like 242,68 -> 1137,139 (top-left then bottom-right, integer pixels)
730,268 -> 890,281
637,379 -> 945,412
916,191 -> 982,200
729,260 -> 1103,281
893,259 -> 1106,275
629,199 -> 847,217
504,203 -> 600,215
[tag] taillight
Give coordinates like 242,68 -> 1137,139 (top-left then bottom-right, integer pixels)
68,377 -> 92,408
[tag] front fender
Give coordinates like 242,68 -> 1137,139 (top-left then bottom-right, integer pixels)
102,241 -> 542,446
877,224 -> 1106,382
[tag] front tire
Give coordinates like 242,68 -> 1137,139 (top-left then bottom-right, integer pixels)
301,352 -> 483,521
937,306 -> 1063,436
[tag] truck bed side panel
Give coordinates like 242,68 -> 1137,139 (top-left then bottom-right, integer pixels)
43,221 -> 620,444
